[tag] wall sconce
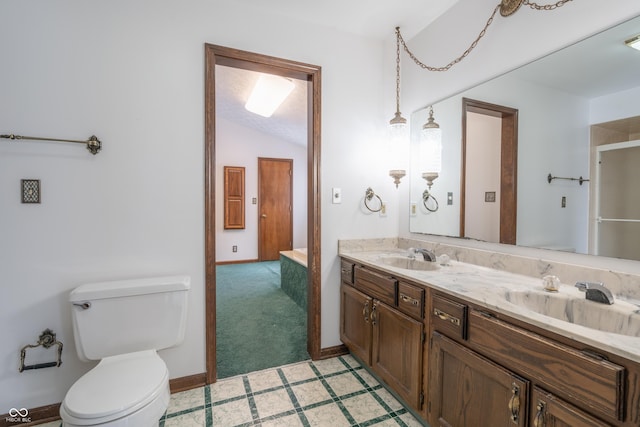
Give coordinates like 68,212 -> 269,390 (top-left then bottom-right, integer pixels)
420,106 -> 442,212
388,27 -> 408,188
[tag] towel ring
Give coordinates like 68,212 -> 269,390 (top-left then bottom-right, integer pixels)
364,187 -> 383,213
423,189 -> 439,212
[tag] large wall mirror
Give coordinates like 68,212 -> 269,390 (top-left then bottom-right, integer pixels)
409,14 -> 640,261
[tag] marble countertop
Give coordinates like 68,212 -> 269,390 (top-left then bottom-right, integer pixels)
339,248 -> 640,364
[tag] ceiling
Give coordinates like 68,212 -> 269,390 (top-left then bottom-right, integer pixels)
215,0 -> 460,146
216,6 -> 640,146
506,15 -> 640,99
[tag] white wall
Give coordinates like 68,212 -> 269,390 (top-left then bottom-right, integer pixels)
590,86 -> 640,124
2,0 -> 639,414
215,118 -> 307,262
0,0 -> 395,412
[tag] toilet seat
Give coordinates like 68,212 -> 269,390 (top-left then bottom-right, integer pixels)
60,350 -> 169,425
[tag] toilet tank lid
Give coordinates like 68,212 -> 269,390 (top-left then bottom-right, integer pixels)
70,275 -> 190,302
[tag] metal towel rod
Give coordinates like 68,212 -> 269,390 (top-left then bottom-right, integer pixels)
1,133 -> 102,155
547,173 -> 589,186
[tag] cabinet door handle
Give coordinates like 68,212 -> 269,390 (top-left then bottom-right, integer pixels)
400,293 -> 420,306
533,401 -> 546,427
433,308 -> 460,326
371,302 -> 378,326
362,301 -> 370,323
508,383 -> 520,424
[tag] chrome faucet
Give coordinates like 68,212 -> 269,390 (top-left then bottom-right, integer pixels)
575,281 -> 614,305
409,248 -> 437,262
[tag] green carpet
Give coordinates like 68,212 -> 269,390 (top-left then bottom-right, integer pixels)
216,261 -> 309,379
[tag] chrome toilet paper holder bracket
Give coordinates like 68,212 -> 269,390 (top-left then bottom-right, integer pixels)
19,329 -> 63,372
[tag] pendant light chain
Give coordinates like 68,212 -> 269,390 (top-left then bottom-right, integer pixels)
523,0 -> 574,11
394,27 -> 402,113
396,0 -> 574,72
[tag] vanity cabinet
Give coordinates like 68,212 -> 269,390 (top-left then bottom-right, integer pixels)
339,263 -> 425,411
429,291 -> 628,427
429,331 -> 529,426
339,258 -> 640,426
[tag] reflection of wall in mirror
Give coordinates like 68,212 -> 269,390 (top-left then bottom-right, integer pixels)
464,112 -> 501,243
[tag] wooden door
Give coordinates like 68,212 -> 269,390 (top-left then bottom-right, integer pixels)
258,158 -> 293,261
429,331 -> 529,427
371,301 -> 424,411
340,285 -> 373,365
531,387 -> 612,427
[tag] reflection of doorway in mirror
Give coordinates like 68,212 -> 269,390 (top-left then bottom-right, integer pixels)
594,140 -> 640,261
461,98 -> 518,245
464,113 -> 501,243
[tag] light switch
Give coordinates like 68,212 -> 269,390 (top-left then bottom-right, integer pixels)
332,188 -> 342,204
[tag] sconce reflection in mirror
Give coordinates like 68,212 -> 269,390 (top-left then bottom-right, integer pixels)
364,187 -> 384,213
420,106 -> 442,212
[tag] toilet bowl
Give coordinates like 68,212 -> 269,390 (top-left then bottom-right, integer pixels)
60,276 -> 190,427
60,351 -> 169,426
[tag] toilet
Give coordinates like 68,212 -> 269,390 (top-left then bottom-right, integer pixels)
60,276 -> 190,427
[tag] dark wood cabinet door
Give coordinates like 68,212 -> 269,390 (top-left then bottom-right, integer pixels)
531,387 -> 612,427
429,331 -> 529,427
371,300 -> 423,411
340,284 -> 372,364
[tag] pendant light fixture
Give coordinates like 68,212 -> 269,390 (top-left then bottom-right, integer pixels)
388,27 -> 408,188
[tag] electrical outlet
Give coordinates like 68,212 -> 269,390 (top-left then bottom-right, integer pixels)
332,188 -> 342,204
410,202 -> 417,216
232,245 -> 237,252
448,192 -> 453,205
561,196 -> 566,208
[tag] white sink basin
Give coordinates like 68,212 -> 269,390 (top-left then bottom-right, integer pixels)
505,289 -> 640,337
378,255 -> 440,271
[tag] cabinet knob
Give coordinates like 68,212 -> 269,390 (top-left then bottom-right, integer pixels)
261,214 -> 267,218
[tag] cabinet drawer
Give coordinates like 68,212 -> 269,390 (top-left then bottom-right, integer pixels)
398,282 -> 424,320
354,266 -> 396,306
468,310 -> 625,421
431,294 -> 467,340
341,260 -> 354,285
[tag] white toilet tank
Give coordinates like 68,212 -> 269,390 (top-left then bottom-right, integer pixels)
69,276 -> 190,362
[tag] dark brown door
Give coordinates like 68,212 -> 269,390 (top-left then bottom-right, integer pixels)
371,301 -> 423,411
340,284 -> 372,365
258,157 -> 293,261
428,332 -> 529,427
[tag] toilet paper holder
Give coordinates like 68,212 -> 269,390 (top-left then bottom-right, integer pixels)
19,329 -> 63,372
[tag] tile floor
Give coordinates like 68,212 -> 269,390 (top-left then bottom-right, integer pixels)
38,355 -> 424,427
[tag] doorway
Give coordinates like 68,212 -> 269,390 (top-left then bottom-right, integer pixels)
258,158 -> 293,261
594,140 -> 640,260
204,44 -> 322,384
461,98 -> 518,245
